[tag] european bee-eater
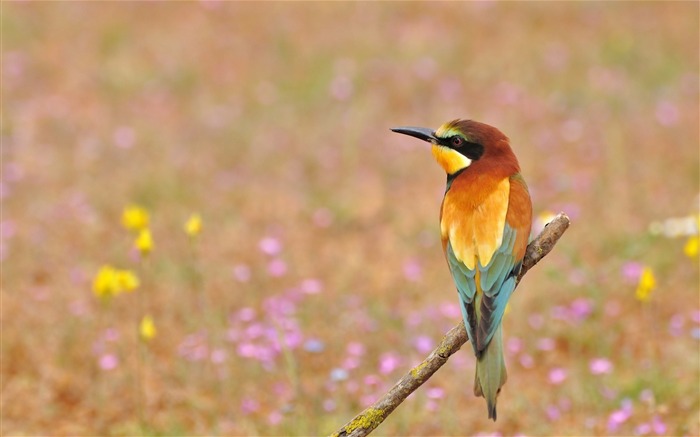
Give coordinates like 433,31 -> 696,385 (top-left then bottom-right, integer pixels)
392,119 -> 532,421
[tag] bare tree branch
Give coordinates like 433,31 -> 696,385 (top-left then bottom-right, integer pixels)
331,213 -> 571,437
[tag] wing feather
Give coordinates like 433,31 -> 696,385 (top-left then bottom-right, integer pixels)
475,226 -> 519,351
447,242 -> 479,355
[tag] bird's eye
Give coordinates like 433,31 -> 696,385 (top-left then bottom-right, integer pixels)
451,137 -> 464,147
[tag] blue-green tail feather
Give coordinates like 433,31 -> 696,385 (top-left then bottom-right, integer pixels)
473,323 -> 507,421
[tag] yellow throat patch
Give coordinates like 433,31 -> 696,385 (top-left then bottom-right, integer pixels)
431,144 -> 472,175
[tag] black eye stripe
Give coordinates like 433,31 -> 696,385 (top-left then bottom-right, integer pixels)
439,136 -> 484,161
462,142 -> 484,160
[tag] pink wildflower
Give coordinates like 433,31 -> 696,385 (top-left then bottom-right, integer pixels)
267,259 -> 287,277
379,352 -> 401,375
548,368 -> 567,385
402,258 -> 423,281
258,237 -> 282,255
99,354 -> 119,371
300,278 -> 322,294
426,387 -> 445,399
413,335 -> 434,354
346,342 -> 366,356
589,358 -> 614,375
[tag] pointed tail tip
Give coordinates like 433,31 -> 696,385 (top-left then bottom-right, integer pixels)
475,375 -> 499,421
488,402 -> 497,421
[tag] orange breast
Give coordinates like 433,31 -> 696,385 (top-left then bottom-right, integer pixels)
440,172 -> 511,271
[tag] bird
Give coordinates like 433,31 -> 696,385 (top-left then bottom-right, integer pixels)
391,119 -> 532,421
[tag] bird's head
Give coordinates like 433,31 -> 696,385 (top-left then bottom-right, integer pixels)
391,119 -> 519,176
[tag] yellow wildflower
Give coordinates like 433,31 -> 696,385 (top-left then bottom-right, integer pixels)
533,210 -> 557,234
135,228 -> 154,255
93,265 -> 120,298
683,236 -> 699,259
93,265 -> 139,297
184,213 -> 202,237
116,269 -> 139,292
538,210 -> 557,226
139,315 -> 157,341
122,205 -> 149,232
635,267 -> 656,303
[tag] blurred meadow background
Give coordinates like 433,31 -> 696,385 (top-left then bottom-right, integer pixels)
2,2 -> 699,436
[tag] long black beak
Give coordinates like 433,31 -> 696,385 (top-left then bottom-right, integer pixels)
391,126 -> 437,144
